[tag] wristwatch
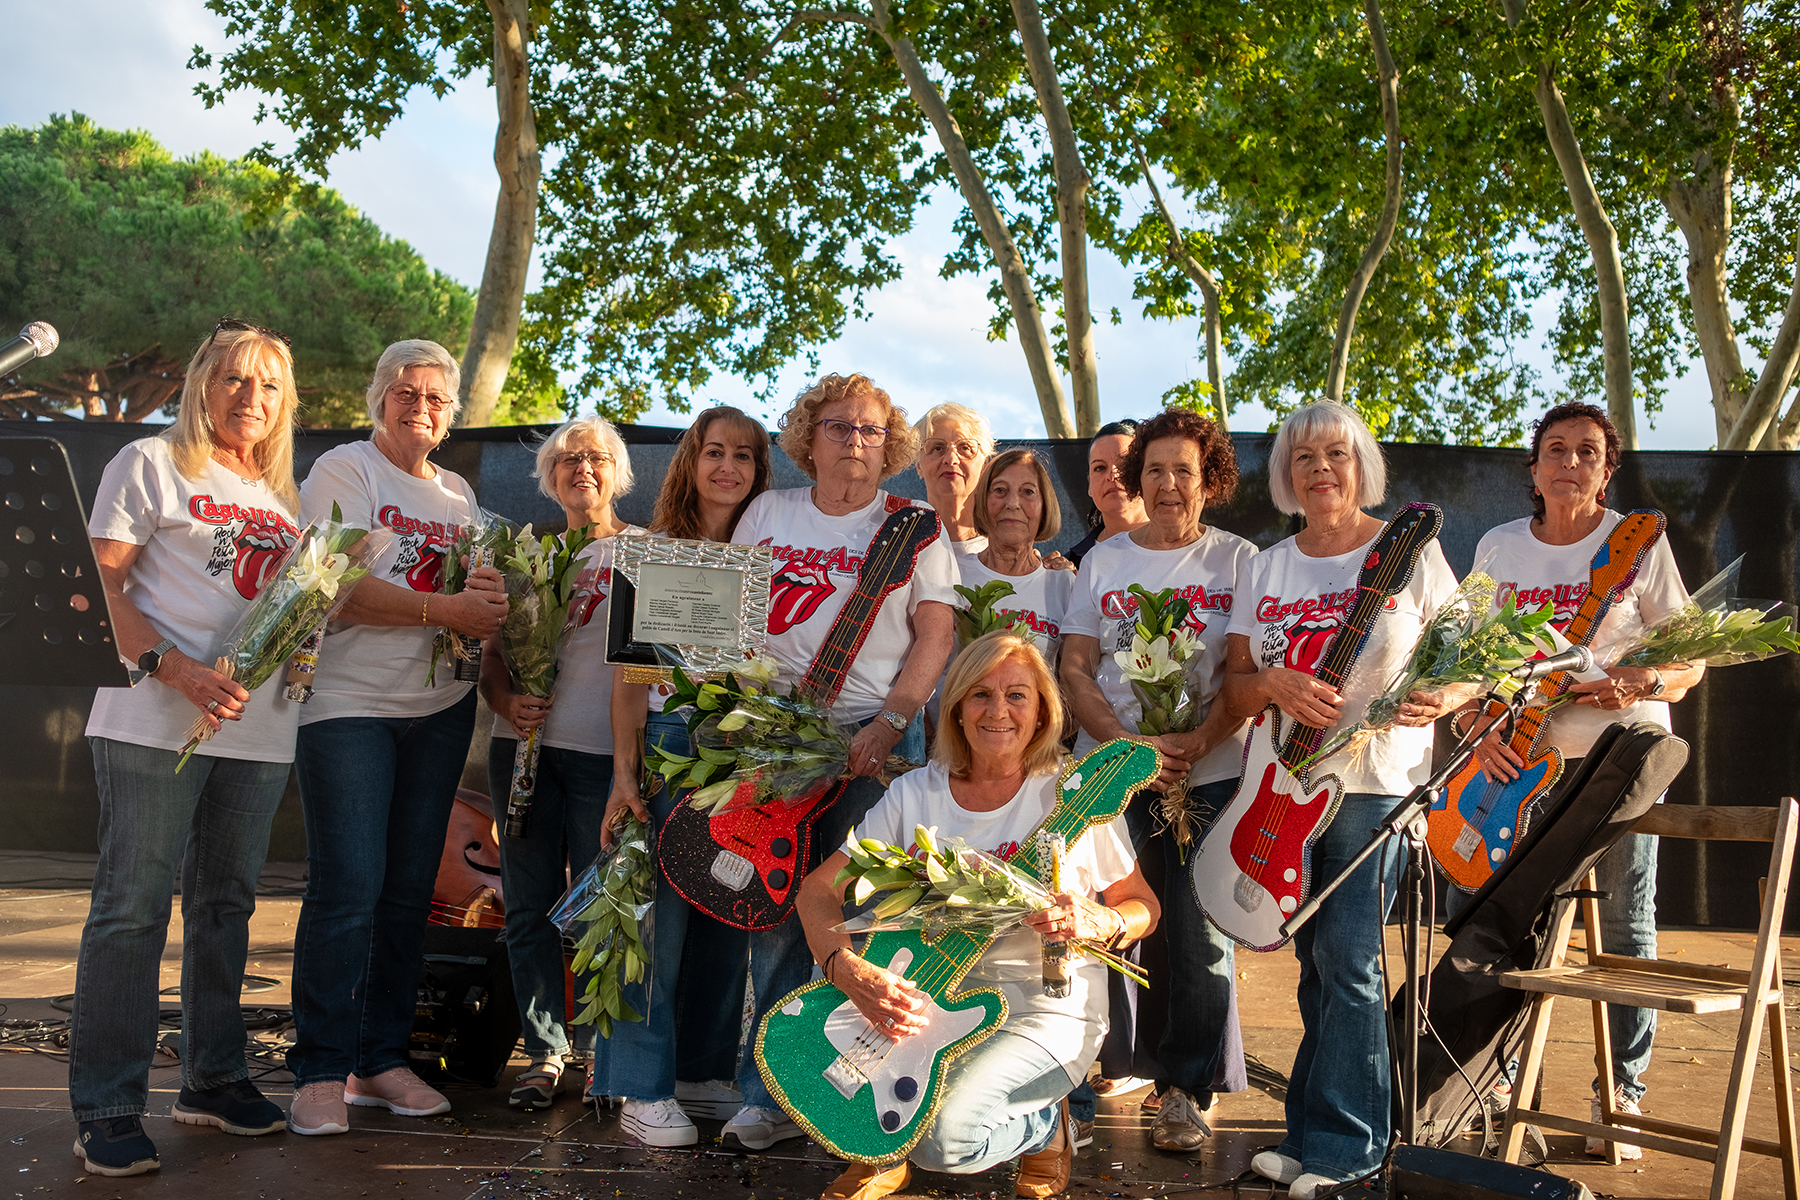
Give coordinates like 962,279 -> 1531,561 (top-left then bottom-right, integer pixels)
1647,668 -> 1667,698
129,637 -> 177,686
877,709 -> 910,733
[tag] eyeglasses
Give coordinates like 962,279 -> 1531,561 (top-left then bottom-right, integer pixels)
820,419 -> 890,446
923,439 -> 982,461
387,385 -> 456,413
207,316 -> 292,351
556,450 -> 612,471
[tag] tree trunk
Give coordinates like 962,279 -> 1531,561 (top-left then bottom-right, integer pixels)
1324,0 -> 1404,407
868,0 -> 1076,438
457,0 -> 541,428
1010,0 -> 1097,436
1140,148 -> 1226,431
1728,229 -> 1800,450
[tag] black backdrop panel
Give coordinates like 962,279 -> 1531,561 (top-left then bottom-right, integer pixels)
2,419 -> 1794,931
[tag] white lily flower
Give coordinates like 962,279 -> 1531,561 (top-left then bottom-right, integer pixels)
1171,627 -> 1203,659
1115,636 -> 1177,683
289,538 -> 351,600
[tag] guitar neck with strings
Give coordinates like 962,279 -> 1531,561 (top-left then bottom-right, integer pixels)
800,506 -> 933,707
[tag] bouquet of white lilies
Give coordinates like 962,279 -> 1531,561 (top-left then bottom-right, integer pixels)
177,503 -> 388,769
1114,584 -> 1206,847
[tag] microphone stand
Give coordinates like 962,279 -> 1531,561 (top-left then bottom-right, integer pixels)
1278,676 -> 1537,1146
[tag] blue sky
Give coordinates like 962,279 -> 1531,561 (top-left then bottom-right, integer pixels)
2,0 -> 1738,448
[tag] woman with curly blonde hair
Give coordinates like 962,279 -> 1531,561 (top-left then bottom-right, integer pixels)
714,372 -> 958,1153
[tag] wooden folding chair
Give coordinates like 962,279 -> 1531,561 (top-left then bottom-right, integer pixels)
1497,797 -> 1800,1200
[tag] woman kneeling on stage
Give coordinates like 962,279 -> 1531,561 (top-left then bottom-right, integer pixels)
794,631 -> 1160,1200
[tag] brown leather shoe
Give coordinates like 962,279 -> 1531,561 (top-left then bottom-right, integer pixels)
822,1160 -> 910,1200
1015,1099 -> 1073,1198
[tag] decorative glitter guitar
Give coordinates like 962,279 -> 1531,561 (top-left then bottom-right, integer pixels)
1191,503 -> 1443,952
1427,510 -> 1666,891
754,739 -> 1161,1163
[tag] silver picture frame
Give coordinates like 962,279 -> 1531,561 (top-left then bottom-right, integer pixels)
605,535 -> 772,678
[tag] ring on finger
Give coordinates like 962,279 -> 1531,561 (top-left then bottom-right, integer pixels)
206,700 -> 220,713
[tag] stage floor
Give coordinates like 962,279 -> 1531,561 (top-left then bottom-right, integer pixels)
1,862 -> 1794,1200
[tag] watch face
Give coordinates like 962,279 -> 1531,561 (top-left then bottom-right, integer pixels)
137,649 -> 160,672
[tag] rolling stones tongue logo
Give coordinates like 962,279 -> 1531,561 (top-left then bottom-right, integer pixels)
768,562 -> 837,635
405,543 -> 448,593
1283,616 -> 1340,675
231,519 -> 293,601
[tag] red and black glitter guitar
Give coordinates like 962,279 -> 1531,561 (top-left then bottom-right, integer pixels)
658,502 -> 942,930
1190,502 -> 1443,951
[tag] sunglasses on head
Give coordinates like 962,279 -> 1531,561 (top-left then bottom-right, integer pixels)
207,316 -> 292,351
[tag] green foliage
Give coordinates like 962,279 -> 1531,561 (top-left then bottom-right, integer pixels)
0,114 -> 472,424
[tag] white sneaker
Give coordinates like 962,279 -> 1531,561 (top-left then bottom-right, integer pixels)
722,1105 -> 802,1151
1251,1150 -> 1303,1185
1289,1172 -> 1341,1200
1586,1090 -> 1645,1160
620,1098 -> 698,1148
674,1079 -> 743,1120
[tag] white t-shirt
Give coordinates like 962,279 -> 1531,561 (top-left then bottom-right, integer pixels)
1227,530 -> 1459,795
955,557 -> 1074,668
1475,511 -> 1689,758
855,763 -> 1137,1086
1065,528 -> 1259,785
950,535 -> 988,566
299,440 -> 481,723
493,529 -> 644,755
84,437 -> 304,762
733,488 -> 961,722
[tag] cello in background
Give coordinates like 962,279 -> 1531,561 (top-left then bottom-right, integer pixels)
431,787 -> 507,928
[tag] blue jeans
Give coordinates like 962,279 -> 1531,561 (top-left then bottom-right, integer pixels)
288,691 -> 476,1085
739,714 -> 925,1110
488,738 -> 611,1061
589,710 -> 749,1101
910,1030 -> 1067,1172
71,738 -> 288,1120
1279,792 -> 1404,1182
1593,830 -> 1657,1103
1158,778 -> 1246,1099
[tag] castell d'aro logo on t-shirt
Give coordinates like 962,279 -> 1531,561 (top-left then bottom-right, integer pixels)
190,495 -> 300,601
1494,579 -> 1590,628
1099,582 -> 1231,653
378,504 -> 458,593
1255,586 -> 1399,675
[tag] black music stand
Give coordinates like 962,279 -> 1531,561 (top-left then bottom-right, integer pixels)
0,436 -> 129,687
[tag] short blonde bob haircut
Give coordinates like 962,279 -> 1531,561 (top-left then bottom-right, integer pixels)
971,448 -> 1062,544
776,373 -> 920,481
934,630 -> 1067,779
166,327 -> 301,511
1268,399 -> 1387,516
365,339 -> 463,429
531,415 -> 634,504
913,402 -> 996,459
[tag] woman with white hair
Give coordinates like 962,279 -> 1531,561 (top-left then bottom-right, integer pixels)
286,340 -> 510,1137
914,401 -> 995,561
481,417 -> 638,1110
1217,400 -> 1459,1198
71,321 -> 302,1176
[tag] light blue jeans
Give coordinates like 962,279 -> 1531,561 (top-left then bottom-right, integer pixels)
1279,792 -> 1405,1183
488,739 -> 611,1061
588,710 -> 750,1101
70,738 -> 289,1120
738,715 -> 925,1111
1593,830 -> 1658,1103
910,1030 -> 1068,1172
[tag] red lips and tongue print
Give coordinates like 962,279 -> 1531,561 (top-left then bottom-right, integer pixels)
404,542 -> 448,593
767,561 -> 837,635
230,518 -> 297,601
1282,616 -> 1341,675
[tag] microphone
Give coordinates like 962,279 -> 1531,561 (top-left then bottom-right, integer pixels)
0,321 -> 60,377
1508,644 -> 1594,683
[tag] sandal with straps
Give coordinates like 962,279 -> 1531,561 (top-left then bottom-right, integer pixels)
509,1060 -> 563,1110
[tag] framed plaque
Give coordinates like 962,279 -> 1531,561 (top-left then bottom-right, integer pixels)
606,536 -> 772,680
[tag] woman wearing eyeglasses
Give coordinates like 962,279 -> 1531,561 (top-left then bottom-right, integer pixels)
481,417 -> 640,1110
72,321 -> 302,1176
914,402 -> 995,563
720,372 -> 959,1152
286,340 -> 511,1137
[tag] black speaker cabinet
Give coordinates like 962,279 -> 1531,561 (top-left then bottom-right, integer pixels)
411,923 -> 521,1088
1389,1145 -> 1593,1200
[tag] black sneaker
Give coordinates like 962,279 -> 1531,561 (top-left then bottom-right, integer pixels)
173,1079 -> 287,1136
73,1116 -> 160,1176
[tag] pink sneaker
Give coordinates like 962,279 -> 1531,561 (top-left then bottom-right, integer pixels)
289,1081 -> 349,1136
345,1068 -> 450,1117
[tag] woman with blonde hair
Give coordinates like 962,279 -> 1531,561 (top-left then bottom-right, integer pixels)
913,401 -> 994,560
717,372 -> 958,1152
73,321 -> 304,1175
286,339 -> 510,1137
795,631 -> 1159,1200
593,406 -> 769,1145
482,416 -> 640,1110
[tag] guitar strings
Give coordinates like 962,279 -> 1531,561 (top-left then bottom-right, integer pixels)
806,510 -> 926,693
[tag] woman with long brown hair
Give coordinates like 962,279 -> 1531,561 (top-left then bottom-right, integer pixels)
596,406 -> 771,1146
